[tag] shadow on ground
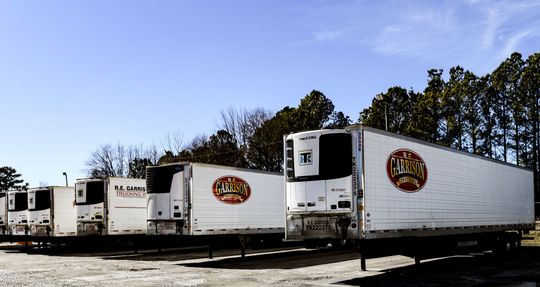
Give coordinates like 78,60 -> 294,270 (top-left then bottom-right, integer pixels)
336,246 -> 540,287
179,247 -> 359,269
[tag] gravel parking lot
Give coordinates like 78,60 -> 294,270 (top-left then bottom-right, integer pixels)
1,242 -> 539,287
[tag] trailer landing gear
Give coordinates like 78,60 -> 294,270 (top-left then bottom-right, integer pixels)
208,243 -> 213,259
239,235 -> 248,258
357,243 -> 367,271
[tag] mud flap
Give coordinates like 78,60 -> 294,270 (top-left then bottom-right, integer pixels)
335,216 -> 351,239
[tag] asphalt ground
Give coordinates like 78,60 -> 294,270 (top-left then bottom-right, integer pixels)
1,241 -> 539,286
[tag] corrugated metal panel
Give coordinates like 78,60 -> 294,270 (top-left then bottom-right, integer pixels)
190,165 -> 284,235
363,129 -> 534,234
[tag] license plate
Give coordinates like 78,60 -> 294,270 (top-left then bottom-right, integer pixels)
305,219 -> 331,231
157,222 -> 176,230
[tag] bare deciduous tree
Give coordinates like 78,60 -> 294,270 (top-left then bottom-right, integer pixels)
161,131 -> 184,154
219,106 -> 273,148
86,143 -> 163,178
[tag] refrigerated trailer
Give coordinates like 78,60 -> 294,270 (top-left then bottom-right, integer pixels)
146,163 -> 284,255
0,192 -> 6,235
7,190 -> 28,236
28,186 -> 76,237
75,177 -> 146,236
285,125 -> 535,270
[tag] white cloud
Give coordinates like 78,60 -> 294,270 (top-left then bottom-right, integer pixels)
481,8 -> 503,50
501,29 -> 533,58
314,29 -> 345,41
302,0 -> 540,73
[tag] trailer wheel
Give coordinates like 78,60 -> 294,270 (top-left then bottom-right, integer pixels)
330,240 -> 344,249
494,233 -> 519,255
509,233 -> 521,252
505,239 -> 512,252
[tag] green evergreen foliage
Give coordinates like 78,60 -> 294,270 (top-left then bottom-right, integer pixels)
85,51 -> 539,216
407,69 -> 444,143
247,108 -> 291,172
359,52 -> 540,217
128,158 -> 151,179
156,90 -> 345,173
295,90 -> 335,131
325,111 -> 352,129
0,166 -> 26,191
359,86 -> 418,136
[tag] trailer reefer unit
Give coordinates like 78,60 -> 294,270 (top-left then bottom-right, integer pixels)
285,126 -> 534,269
75,177 -> 146,236
146,163 -> 284,237
28,186 -> 76,237
0,192 -> 6,235
7,190 -> 28,236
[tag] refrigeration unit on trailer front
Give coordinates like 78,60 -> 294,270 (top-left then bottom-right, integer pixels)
7,190 -> 28,236
285,125 -> 534,269
75,177 -> 146,236
0,192 -> 6,235
146,163 -> 284,237
28,186 -> 76,237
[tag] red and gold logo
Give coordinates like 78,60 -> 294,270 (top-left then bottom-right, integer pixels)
386,149 -> 428,193
212,176 -> 251,204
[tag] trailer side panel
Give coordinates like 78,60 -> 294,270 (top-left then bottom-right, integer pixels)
363,128 -> 534,238
190,164 -> 284,235
107,178 -> 147,235
52,187 -> 77,237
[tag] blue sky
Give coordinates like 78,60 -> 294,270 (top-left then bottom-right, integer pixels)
1,0 -> 539,186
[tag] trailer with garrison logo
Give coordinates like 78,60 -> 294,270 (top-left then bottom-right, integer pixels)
146,163 -> 284,256
75,177 -> 146,236
285,125 -> 535,270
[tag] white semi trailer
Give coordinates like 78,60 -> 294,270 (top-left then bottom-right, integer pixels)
28,186 -> 76,237
146,163 -> 284,256
75,177 -> 146,236
7,190 -> 28,236
0,192 -> 6,235
285,125 -> 535,270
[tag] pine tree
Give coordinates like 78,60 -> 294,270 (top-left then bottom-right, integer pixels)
0,166 -> 26,190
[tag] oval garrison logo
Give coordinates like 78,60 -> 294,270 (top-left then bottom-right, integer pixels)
212,176 -> 251,204
386,149 -> 428,193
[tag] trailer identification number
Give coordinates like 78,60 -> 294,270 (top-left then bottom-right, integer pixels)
157,222 -> 176,231
305,219 -> 331,231
386,149 -> 428,193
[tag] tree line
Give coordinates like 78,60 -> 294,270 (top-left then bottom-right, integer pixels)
83,52 -> 540,208
2,51 -> 537,203
0,166 -> 27,191
83,90 -> 350,180
360,52 -> 539,196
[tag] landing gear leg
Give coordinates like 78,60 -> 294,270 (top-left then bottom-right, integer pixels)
208,243 -> 213,259
239,235 -> 248,258
358,242 -> 367,271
